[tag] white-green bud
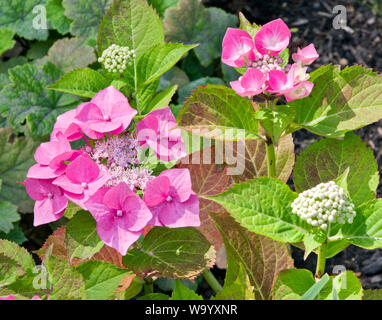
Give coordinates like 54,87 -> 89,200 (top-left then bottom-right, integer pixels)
291,181 -> 356,229
98,44 -> 135,73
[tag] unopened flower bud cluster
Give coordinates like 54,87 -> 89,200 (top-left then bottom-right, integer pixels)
291,181 -> 356,230
250,53 -> 283,72
98,44 -> 136,73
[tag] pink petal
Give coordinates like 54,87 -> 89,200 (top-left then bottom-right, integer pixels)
103,182 -> 134,210
0,295 -> 15,300
86,170 -> 111,196
97,223 -> 141,255
66,155 -> 100,184
292,43 -> 319,65
119,195 -> 152,232
53,174 -> 83,194
75,102 -> 104,123
222,28 -> 255,67
27,164 -> 65,179
51,109 -> 83,141
161,169 -> 193,203
155,194 -> 200,228
284,81 -> 314,102
143,175 -> 171,207
33,197 -> 66,226
90,86 -> 137,130
85,188 -> 114,230
34,134 -> 71,166
268,70 -> 288,92
25,178 -> 61,201
255,18 -> 291,55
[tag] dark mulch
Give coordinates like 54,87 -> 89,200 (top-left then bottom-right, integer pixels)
205,0 -> 382,290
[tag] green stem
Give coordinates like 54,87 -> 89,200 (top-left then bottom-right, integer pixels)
143,277 -> 154,295
315,242 -> 327,279
203,269 -> 223,294
265,140 -> 276,177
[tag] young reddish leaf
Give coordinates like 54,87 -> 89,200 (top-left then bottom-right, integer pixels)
210,212 -> 294,300
177,146 -> 231,252
225,134 -> 294,183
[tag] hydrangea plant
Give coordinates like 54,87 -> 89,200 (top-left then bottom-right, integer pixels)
1,0 -> 382,301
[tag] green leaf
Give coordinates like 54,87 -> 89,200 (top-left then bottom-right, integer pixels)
274,269 -> 363,300
97,0 -> 164,59
0,200 -> 19,233
293,132 -> 379,207
256,105 -> 296,143
0,128 -> 38,205
273,269 -> 315,300
0,239 -> 35,273
163,0 -> 238,66
137,43 -> 197,86
325,239 -> 350,258
238,12 -> 260,38
27,39 -> 55,60
300,274 -> 329,300
43,254 -> 86,300
148,0 -> 179,17
36,38 -> 97,73
177,77 -> 225,104
213,263 -> 254,300
138,293 -> 170,300
170,279 -> 203,300
63,201 -> 82,219
0,225 -> 27,245
279,48 -> 289,68
303,232 -> 326,260
76,260 -> 129,300
136,78 -> 160,111
145,85 -> 178,114
319,271 -> 363,300
288,65 -> 382,137
63,0 -> 112,40
340,199 -> 382,249
0,28 -> 15,56
178,85 -> 259,140
47,67 -> 109,98
210,212 -> 294,300
123,227 -> 215,280
207,177 -> 311,243
0,62 -> 79,138
5,275 -> 50,299
46,0 -> 72,35
0,0 -> 49,40
120,276 -> 144,300
65,211 -> 104,262
0,256 -> 25,287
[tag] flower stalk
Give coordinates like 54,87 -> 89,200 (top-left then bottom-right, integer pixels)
315,242 -> 327,279
203,269 -> 223,294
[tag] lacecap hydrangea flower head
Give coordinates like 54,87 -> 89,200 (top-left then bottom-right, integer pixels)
222,18 -> 318,101
25,85 -> 199,255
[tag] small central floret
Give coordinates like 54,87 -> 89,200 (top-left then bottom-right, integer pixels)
291,181 -> 356,230
86,133 -> 154,190
166,196 -> 173,202
250,53 -> 283,73
116,210 -> 123,217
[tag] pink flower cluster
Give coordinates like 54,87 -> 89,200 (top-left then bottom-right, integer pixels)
222,19 -> 318,101
25,86 -> 199,255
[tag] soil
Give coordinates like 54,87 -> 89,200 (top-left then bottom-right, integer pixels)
204,0 -> 382,290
